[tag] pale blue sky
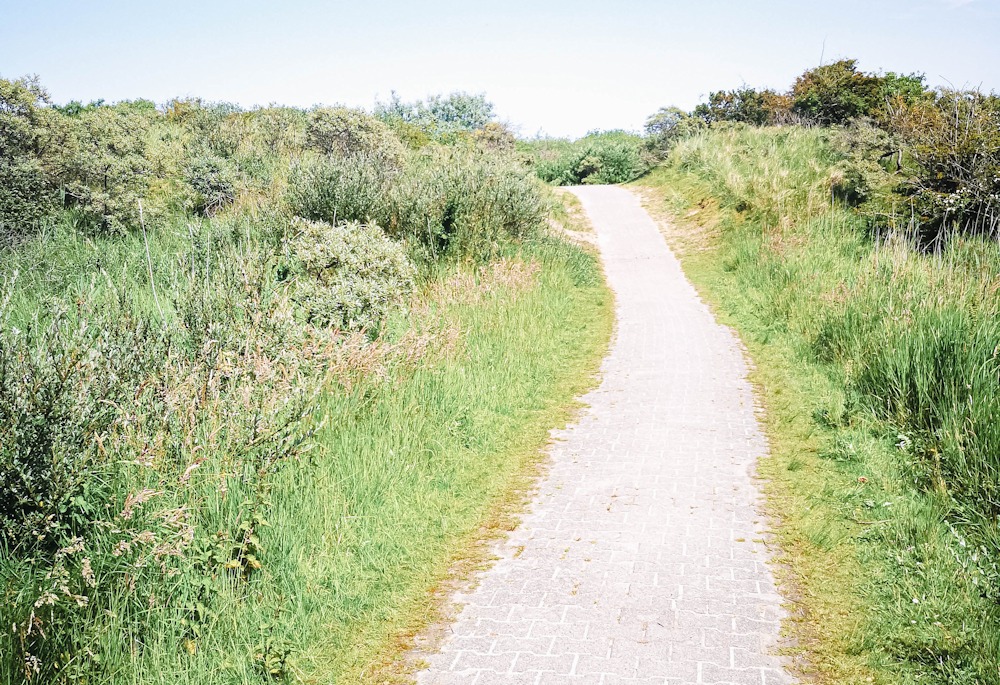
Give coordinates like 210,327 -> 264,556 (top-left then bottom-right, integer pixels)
2,0 -> 997,137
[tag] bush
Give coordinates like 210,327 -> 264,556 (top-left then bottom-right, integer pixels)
288,153 -> 397,227
0,76 -> 70,242
644,107 -> 706,157
64,104 -> 154,232
305,107 -> 405,165
887,89 -> 1000,241
791,59 -> 883,125
288,147 -> 546,258
375,91 -> 496,142
529,131 -> 649,185
0,310 -> 167,554
183,149 -> 238,216
288,218 -> 414,331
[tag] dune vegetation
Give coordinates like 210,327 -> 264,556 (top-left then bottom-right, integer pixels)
0,79 -> 612,684
636,65 -> 999,683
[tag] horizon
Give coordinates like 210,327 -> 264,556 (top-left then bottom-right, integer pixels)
2,0 -> 998,138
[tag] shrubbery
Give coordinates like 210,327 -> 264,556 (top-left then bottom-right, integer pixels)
0,77 -> 70,242
305,107 -> 405,165
527,131 -> 649,186
0,74 -> 555,683
288,218 -> 415,331
288,146 -> 546,258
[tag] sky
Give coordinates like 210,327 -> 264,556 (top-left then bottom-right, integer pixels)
2,0 -> 998,138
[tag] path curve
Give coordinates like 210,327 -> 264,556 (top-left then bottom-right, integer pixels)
417,186 -> 795,685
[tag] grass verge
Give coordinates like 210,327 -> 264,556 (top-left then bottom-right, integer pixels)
634,125 -> 1000,685
238,237 -> 612,683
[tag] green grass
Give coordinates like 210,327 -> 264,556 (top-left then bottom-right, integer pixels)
635,125 -> 1000,685
248,238 -> 613,682
0,208 -> 611,683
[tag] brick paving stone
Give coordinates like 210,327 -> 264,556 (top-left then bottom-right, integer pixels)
416,186 -> 795,684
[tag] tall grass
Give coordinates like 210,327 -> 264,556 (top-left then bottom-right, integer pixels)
0,88 -> 610,683
0,203 -> 611,682
640,125 -> 1000,684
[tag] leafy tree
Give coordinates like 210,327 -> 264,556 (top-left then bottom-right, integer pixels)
791,59 -> 882,125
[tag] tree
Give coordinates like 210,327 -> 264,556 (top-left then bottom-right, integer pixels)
791,59 -> 882,125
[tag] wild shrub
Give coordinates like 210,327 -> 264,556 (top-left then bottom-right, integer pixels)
64,104 -> 154,232
644,107 -> 706,158
305,107 -> 405,165
183,148 -> 239,216
692,88 -> 792,126
529,131 -> 649,185
375,91 -> 496,143
0,76 -> 72,242
288,153 -> 396,227
288,147 -> 546,258
791,59 -> 883,125
288,218 -> 415,331
0,310 -> 167,554
887,89 -> 1000,241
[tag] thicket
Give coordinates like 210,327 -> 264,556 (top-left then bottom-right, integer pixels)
0,75 -> 556,684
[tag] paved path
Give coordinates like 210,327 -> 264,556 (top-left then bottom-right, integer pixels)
416,186 -> 795,685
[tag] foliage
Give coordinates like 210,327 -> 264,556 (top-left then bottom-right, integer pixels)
288,146 -> 546,259
642,125 -> 1000,682
644,107 -> 707,157
886,89 -> 1000,241
288,218 -> 415,331
375,91 -> 496,141
526,130 -> 649,186
64,104 -> 154,232
305,107 -> 405,165
184,149 -> 239,216
790,59 -> 884,125
0,76 -> 70,242
692,88 -> 792,126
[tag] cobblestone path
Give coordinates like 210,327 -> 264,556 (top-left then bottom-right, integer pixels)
416,186 -> 795,685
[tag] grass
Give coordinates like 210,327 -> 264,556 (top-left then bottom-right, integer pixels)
0,183 -> 611,682
260,238 -> 613,682
634,125 -> 1000,684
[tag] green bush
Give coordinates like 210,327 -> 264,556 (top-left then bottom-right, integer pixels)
288,218 -> 414,331
644,107 -> 707,158
184,149 -> 239,216
305,107 -> 405,165
888,89 -> 1000,241
0,310 -> 167,554
0,76 -> 70,242
791,59 -> 883,125
375,91 -> 496,142
288,147 -> 545,258
64,104 -> 154,232
528,131 -> 649,185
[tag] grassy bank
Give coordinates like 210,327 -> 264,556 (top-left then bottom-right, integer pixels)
636,125 -> 1000,684
0,81 -> 612,683
0,219 -> 611,684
